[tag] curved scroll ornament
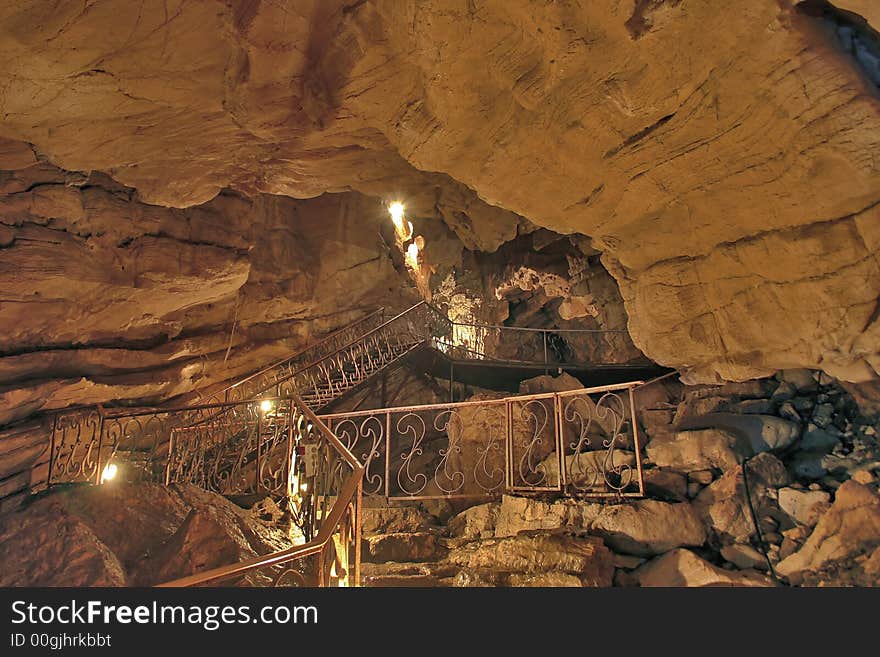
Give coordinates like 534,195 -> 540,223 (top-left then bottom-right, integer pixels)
472,406 -> 505,493
52,410 -> 102,483
258,410 -> 292,495
562,396 -> 600,492
273,568 -> 307,587
333,416 -> 384,496
595,392 -> 634,493
433,410 -> 465,494
396,413 -> 428,495
517,400 -> 550,487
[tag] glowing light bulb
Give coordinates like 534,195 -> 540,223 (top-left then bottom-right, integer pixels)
260,399 -> 274,413
388,201 -> 404,223
388,202 -> 412,240
100,463 -> 118,483
300,482 -> 309,493
406,236 -> 425,269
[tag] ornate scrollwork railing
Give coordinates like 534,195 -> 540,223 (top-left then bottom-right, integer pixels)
217,308 -> 387,404
48,398 -> 296,497
157,395 -> 365,588
319,380 -> 645,500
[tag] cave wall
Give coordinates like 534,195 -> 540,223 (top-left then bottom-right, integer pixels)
0,149 -> 416,428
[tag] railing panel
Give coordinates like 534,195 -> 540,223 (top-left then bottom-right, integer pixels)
48,408 -> 105,485
556,385 -> 645,497
434,321 -> 643,366
222,309 -> 386,403
321,400 -> 508,500
506,394 -> 562,492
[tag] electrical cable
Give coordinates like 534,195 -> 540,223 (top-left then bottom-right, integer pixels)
741,455 -> 785,586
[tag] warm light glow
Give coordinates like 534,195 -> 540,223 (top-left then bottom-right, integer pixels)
260,399 -> 274,413
300,482 -> 308,493
405,240 -> 420,269
388,201 -> 404,223
388,202 -> 412,240
100,463 -> 118,483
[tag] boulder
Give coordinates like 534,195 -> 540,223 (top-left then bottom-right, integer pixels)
778,369 -> 818,393
643,469 -> 688,502
0,482 -> 292,586
493,494 -> 601,538
720,543 -> 766,570
789,452 -> 828,480
448,502 -> 499,541
589,499 -> 707,556
646,428 -> 744,472
508,572 -> 585,587
446,532 -> 614,587
777,488 -> 832,527
364,532 -> 445,563
852,470 -> 876,485
732,399 -> 776,415
360,506 -> 431,535
0,503 -> 126,586
677,413 -> 800,453
694,453 -> 790,544
689,470 -> 715,485
633,549 -> 772,587
777,481 -> 880,582
799,425 -> 841,454
518,372 -> 583,395
538,449 -> 637,490
147,510 -> 255,585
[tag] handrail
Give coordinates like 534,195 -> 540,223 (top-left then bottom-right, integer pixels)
157,391 -> 364,587
446,320 -> 629,334
157,464 -> 364,587
262,301 -> 444,394
220,307 -> 385,399
318,379 -> 645,420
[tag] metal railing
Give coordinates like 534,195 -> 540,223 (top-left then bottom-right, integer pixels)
48,393 -> 365,587
433,317 -> 645,367
46,303 -> 449,492
320,380 -> 645,499
43,301 -> 648,586
209,308 -> 387,404
157,396 -> 365,587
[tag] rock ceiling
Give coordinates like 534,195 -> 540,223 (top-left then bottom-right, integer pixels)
0,0 -> 879,408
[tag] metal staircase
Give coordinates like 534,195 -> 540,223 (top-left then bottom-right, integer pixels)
44,300 -> 658,587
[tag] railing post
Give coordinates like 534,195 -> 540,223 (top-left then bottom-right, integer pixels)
256,409 -> 263,495
543,331 -> 549,374
449,360 -> 454,402
286,401 -> 295,499
165,430 -> 175,486
354,477 -> 363,587
504,400 -> 512,492
629,385 -> 646,497
94,405 -> 106,486
554,394 -> 565,492
384,410 -> 391,499
47,414 -> 58,489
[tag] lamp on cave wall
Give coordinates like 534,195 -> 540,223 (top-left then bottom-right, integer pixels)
100,462 -> 118,484
405,235 -> 425,270
388,200 -> 432,300
388,201 -> 413,242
